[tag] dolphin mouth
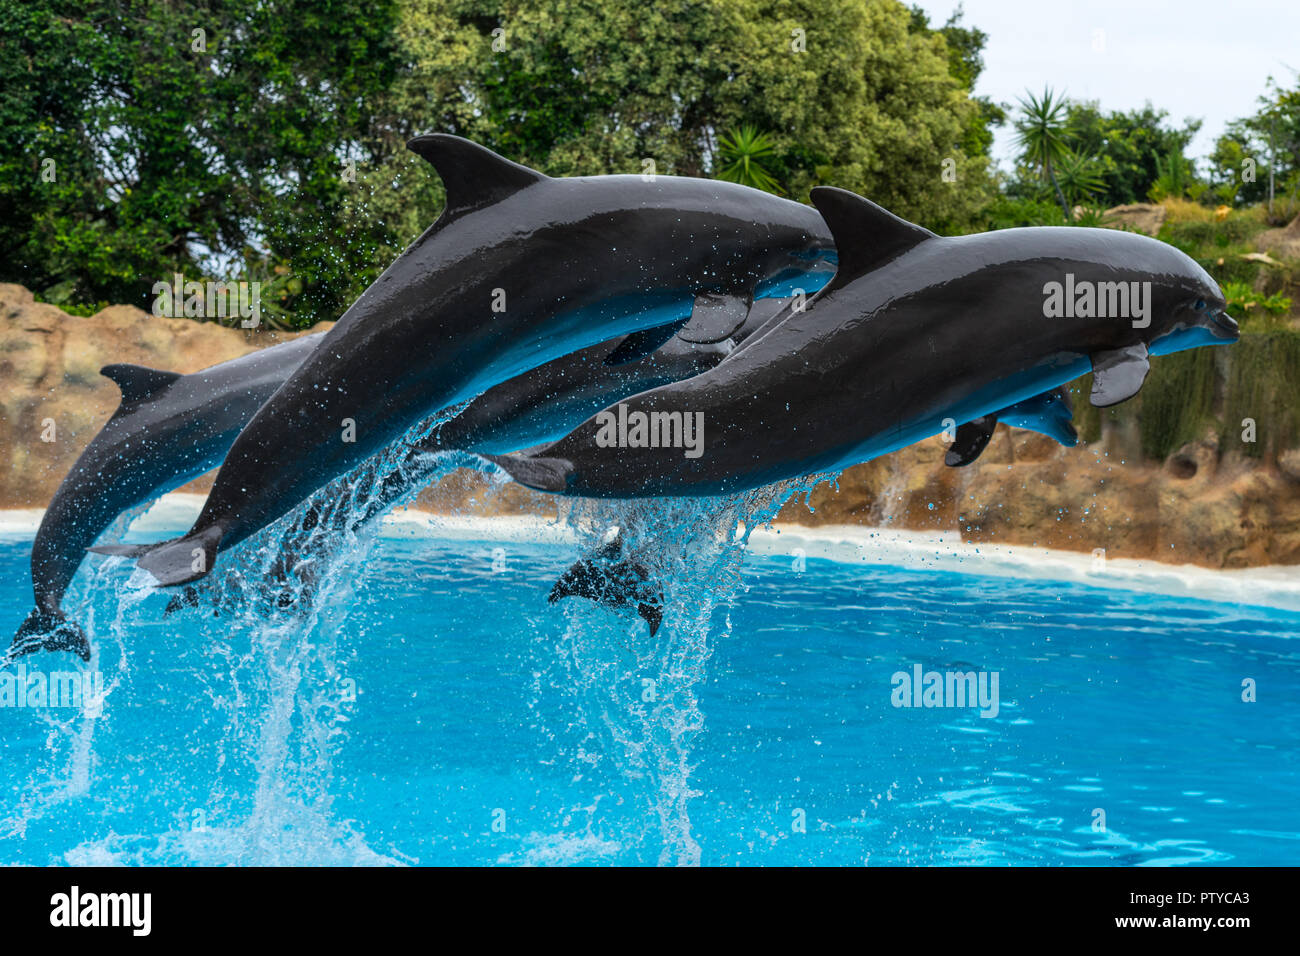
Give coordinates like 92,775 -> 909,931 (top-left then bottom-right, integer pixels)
1210,310 -> 1239,339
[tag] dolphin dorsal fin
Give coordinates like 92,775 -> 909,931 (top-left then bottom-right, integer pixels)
407,134 -> 547,220
810,187 -> 936,289
100,363 -> 182,403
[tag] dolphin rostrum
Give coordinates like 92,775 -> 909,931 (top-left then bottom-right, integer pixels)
487,187 -> 1238,498
94,136 -> 836,585
12,335 -> 320,658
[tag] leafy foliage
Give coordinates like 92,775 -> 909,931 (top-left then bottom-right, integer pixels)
1149,151 -> 1204,202
716,126 -> 782,194
1055,150 -> 1106,207
1221,281 -> 1293,321
1064,102 -> 1201,207
0,0 -> 403,327
1,0 -> 1004,322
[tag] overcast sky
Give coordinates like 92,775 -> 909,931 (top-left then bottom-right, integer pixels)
914,0 -> 1299,170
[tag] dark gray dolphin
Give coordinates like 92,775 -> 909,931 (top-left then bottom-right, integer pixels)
157,301 -> 803,618
421,296 -> 799,455
12,335 -> 320,659
487,187 -> 1238,498
96,136 -> 836,585
31,301 -> 799,638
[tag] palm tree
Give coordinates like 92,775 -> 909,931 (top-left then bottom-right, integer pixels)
715,126 -> 783,194
1148,151 -> 1194,201
1014,87 -> 1072,218
1056,149 -> 1106,210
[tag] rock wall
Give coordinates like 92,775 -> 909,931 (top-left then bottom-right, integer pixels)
775,429 -> 1300,569
0,283 -> 328,508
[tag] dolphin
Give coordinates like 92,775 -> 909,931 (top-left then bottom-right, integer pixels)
95,136 -> 837,585
31,300 -> 803,633
421,296 -> 800,455
12,335 -> 320,659
156,302 -> 805,617
487,187 -> 1239,498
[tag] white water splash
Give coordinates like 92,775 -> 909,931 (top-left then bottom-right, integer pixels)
523,474 -> 834,865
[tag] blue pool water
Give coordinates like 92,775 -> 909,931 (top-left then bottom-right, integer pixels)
1,516 -> 1298,866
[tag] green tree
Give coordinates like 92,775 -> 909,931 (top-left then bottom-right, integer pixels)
1063,101 -> 1201,206
1209,78 -> 1300,214
390,0 -> 1000,231
0,0 -> 403,326
908,3 -> 1005,161
1013,87 -> 1072,217
1,0 -> 1004,323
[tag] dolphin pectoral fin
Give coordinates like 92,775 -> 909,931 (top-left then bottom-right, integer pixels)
90,525 -> 224,587
604,321 -> 688,365
996,386 -> 1079,447
100,364 -> 182,404
11,609 -> 91,662
1090,343 -> 1150,407
945,415 -> 999,467
676,292 -> 753,344
483,453 -> 573,493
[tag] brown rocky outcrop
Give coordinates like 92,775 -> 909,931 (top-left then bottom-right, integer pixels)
1258,214 -> 1300,261
0,283 -> 328,508
1101,203 -> 1167,236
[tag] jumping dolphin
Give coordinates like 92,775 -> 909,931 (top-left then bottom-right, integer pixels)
12,335 -> 320,658
156,301 -> 806,618
25,300 -> 805,641
487,187 -> 1238,498
421,296 -> 801,455
95,136 -> 837,585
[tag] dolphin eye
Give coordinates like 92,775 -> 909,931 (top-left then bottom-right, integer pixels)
1194,299 -> 1207,311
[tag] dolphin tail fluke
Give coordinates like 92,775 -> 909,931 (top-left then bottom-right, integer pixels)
11,608 -> 91,662
89,524 -> 224,587
482,454 -> 572,492
548,540 -> 664,636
